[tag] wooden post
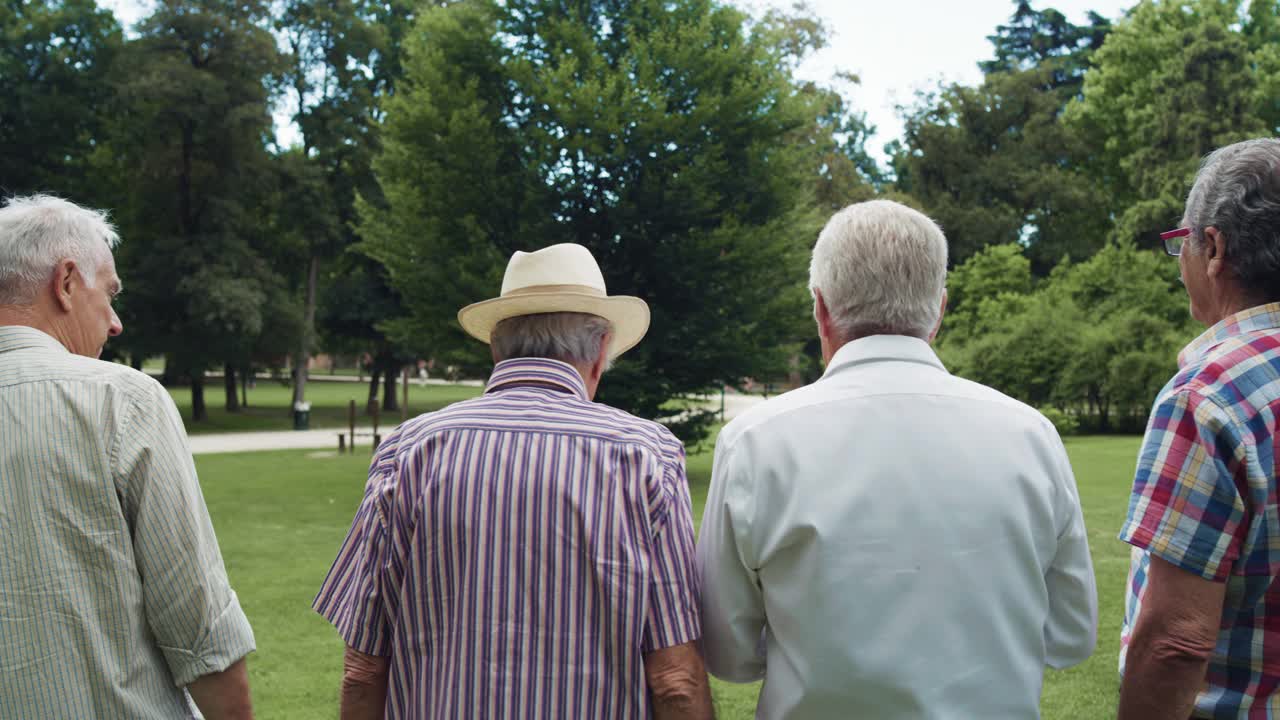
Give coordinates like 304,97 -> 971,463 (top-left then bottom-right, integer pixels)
348,399 -> 356,454
338,434 -> 346,453
401,367 -> 410,424
372,402 -> 380,454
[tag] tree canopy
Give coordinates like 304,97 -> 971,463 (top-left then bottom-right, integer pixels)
358,0 -> 844,440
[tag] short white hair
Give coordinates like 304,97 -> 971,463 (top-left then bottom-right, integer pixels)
809,199 -> 948,340
491,312 -> 613,366
0,195 -> 120,305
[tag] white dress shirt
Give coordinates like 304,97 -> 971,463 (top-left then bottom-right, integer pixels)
696,335 -> 1097,719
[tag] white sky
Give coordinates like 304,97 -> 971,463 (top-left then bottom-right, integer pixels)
100,0 -> 1134,163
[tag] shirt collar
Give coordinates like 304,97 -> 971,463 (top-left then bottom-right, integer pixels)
1178,302 -> 1280,369
0,325 -> 68,355
485,357 -> 589,400
822,334 -> 948,380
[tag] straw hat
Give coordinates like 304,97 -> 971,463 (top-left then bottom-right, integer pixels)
457,243 -> 650,359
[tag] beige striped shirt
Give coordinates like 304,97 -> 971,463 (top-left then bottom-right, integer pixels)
0,326 -> 254,719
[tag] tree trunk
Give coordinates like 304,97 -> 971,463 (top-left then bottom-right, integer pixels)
240,365 -> 249,408
367,365 -> 382,415
161,353 -> 178,386
131,354 -> 143,371
191,371 -> 207,422
293,255 -> 320,408
224,363 -> 239,412
382,365 -> 400,412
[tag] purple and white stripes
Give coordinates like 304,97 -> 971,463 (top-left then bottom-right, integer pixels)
314,358 -> 700,719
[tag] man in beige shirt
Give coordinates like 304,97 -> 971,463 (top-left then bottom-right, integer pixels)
0,195 -> 255,719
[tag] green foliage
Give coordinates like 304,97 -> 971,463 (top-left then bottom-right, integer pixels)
893,3 -> 1112,271
360,0 -> 832,441
1067,0 -> 1279,242
102,0 -> 292,417
0,0 -> 121,197
940,242 -> 1194,431
1037,406 -> 1080,436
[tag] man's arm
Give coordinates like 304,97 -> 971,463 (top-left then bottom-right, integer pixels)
116,381 -> 256,693
1043,433 -> 1097,668
694,437 -> 766,681
340,646 -> 390,720
187,658 -> 253,720
644,641 -> 715,720
1118,556 -> 1224,720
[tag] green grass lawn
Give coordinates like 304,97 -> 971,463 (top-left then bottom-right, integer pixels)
168,380 -> 481,434
202,435 -> 1139,719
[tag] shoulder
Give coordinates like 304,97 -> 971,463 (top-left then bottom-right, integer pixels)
942,373 -> 1061,434
720,375 -> 1058,452
44,354 -> 172,409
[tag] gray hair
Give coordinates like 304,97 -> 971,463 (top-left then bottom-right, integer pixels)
809,199 -> 948,340
1184,138 -> 1280,304
491,312 -> 613,366
0,195 -> 120,305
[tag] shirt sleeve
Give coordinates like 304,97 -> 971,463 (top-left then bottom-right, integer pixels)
1042,428 -> 1098,669
114,380 -> 256,687
641,444 -> 702,653
312,439 -> 398,656
1119,387 -> 1248,582
694,433 -> 766,682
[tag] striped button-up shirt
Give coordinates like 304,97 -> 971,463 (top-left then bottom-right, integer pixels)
0,326 -> 255,719
1121,303 -> 1280,716
314,357 -> 700,719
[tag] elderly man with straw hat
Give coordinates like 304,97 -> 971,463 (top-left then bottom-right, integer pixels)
314,243 -> 713,720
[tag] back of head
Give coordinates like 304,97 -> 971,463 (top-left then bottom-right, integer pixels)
1185,138 -> 1280,304
809,199 -> 948,341
490,311 -> 613,366
0,195 -> 119,306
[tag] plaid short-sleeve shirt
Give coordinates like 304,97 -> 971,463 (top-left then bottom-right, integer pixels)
1120,303 -> 1280,716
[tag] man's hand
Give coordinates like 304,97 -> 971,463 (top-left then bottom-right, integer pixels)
341,645 -> 390,720
187,658 -> 253,720
1118,556 -> 1225,720
645,640 -> 715,720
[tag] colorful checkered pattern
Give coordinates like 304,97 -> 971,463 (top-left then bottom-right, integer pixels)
1120,303 -> 1280,717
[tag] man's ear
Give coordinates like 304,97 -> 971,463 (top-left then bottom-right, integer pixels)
52,259 -> 78,313
814,290 -> 832,340
592,332 -> 613,384
928,289 -> 948,342
1205,227 -> 1229,279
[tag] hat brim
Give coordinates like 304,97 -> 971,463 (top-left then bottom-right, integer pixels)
457,292 -> 650,360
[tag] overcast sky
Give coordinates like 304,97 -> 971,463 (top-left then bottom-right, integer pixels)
100,0 -> 1134,162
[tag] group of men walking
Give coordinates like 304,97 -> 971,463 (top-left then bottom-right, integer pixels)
3,137 -> 1280,719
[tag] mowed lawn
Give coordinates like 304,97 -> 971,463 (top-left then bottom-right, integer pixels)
167,380 -> 481,434
201,435 -> 1139,719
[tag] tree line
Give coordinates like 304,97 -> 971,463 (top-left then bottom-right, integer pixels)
3,0 -> 1276,440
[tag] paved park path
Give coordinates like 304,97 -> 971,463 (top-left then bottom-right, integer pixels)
188,391 -> 770,455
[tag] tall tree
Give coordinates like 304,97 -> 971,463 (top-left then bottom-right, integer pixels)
893,2 -> 1112,271
1067,0 -> 1278,243
106,0 -> 286,421
0,0 -> 120,197
359,0 -> 832,441
274,0 -> 420,410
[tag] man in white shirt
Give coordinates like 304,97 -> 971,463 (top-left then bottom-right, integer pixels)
695,199 -> 1097,719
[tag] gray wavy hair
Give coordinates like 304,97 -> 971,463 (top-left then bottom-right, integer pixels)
0,195 -> 119,305
491,312 -> 613,366
809,199 -> 948,341
1184,138 -> 1280,303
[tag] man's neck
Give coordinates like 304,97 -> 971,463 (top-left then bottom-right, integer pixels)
0,306 -> 65,349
